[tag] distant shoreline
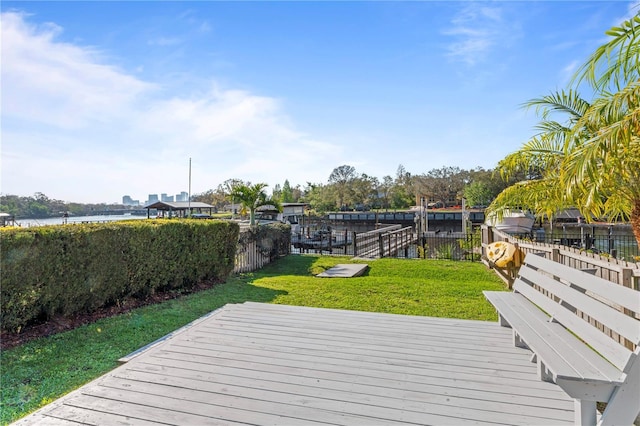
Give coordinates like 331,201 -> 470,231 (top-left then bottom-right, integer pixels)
15,215 -> 148,228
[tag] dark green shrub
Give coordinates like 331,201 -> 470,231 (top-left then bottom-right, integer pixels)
238,223 -> 291,259
0,220 -> 239,332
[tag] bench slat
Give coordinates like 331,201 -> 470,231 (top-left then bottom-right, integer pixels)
524,255 -> 640,315
513,279 -> 632,370
518,266 -> 640,344
484,291 -> 622,386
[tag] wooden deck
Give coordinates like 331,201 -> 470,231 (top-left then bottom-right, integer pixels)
14,302 -> 575,425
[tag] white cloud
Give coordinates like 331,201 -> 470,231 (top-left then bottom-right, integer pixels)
625,1 -> 640,20
443,3 -> 510,66
560,60 -> 579,85
1,11 -> 155,130
0,11 -> 339,203
178,9 -> 212,35
147,36 -> 183,46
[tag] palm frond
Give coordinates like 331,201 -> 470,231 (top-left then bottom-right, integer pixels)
496,135 -> 565,181
573,12 -> 640,91
522,89 -> 591,122
487,178 -> 572,222
533,120 -> 572,136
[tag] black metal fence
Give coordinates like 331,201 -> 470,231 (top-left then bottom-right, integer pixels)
414,232 -> 482,261
291,229 -> 353,255
510,231 -> 639,261
291,226 -> 483,261
291,221 -> 638,262
292,216 -> 640,262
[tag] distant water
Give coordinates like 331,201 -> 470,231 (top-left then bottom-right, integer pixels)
15,214 -> 148,228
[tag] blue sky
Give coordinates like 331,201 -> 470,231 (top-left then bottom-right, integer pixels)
1,1 -> 637,204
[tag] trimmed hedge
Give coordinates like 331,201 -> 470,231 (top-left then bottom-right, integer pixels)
238,223 -> 292,258
0,220 -> 239,332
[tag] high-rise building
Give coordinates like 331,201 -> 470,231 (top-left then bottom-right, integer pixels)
122,195 -> 140,206
176,191 -> 189,202
148,194 -> 159,204
161,193 -> 174,202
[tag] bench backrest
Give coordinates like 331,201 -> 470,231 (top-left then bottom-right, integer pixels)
514,254 -> 640,371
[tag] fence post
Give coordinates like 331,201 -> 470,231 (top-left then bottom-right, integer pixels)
552,248 -> 560,263
483,226 -> 494,245
621,268 -> 634,289
352,231 -> 358,257
344,229 -> 348,255
404,228 -> 409,257
392,233 -> 395,257
379,234 -> 384,258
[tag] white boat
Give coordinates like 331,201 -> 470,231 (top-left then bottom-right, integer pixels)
486,210 -> 536,234
0,212 -> 16,227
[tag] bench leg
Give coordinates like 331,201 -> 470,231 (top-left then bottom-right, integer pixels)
498,313 -> 510,328
598,348 -> 640,426
574,399 -> 597,426
538,361 -> 554,383
513,331 -> 528,349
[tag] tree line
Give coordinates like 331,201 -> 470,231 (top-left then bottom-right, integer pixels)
0,163 -> 516,219
0,193 -> 128,219
191,163 -> 525,214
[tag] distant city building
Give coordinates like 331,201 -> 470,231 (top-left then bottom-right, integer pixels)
122,195 -> 140,206
161,193 -> 175,202
141,192 -> 190,205
176,191 -> 189,202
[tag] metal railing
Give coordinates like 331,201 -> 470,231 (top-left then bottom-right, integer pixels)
509,231 -> 638,260
290,225 -> 483,261
416,232 -> 482,261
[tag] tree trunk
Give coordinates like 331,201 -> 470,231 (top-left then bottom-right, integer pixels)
631,197 -> 640,251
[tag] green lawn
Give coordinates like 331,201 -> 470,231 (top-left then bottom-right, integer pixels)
1,255 -> 506,425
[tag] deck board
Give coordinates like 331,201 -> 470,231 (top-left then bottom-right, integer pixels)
13,302 -> 575,425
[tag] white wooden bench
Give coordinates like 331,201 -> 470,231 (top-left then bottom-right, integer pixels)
484,253 -> 640,426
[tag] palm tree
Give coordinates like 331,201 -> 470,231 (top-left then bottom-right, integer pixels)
490,11 -> 640,246
564,12 -> 640,245
561,83 -> 640,244
489,90 -> 591,221
230,183 -> 281,226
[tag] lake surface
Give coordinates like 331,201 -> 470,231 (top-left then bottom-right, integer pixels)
16,214 -> 148,227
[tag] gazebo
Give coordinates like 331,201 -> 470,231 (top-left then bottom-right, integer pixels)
144,201 -> 215,219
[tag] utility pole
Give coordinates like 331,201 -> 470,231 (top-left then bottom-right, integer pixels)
188,157 -> 192,217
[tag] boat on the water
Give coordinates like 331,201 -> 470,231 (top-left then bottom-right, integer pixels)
0,212 -> 16,227
486,210 -> 536,234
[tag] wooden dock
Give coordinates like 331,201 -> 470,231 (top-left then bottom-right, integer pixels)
14,302 -> 575,425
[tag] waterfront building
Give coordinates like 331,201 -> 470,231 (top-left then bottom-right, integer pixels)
122,195 -> 140,206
